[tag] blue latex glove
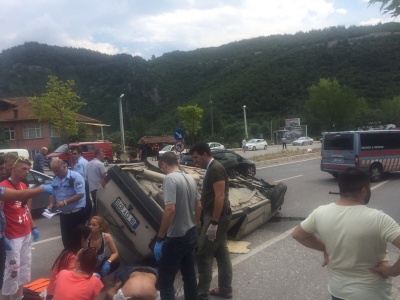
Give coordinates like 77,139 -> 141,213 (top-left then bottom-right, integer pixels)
154,241 -> 163,261
42,185 -> 53,195
32,227 -> 40,242
3,237 -> 12,251
101,261 -> 111,277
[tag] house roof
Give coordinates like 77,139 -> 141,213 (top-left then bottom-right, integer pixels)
138,136 -> 176,144
0,97 -> 101,124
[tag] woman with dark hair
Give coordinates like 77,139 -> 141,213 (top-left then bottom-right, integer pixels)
88,216 -> 120,278
46,225 -> 91,300
53,247 -> 103,300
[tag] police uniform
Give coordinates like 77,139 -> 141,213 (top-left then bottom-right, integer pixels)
51,169 -> 86,247
73,156 -> 91,221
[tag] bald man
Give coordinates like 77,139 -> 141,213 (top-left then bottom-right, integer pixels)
33,147 -> 48,173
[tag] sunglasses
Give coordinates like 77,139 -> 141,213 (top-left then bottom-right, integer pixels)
72,152 -> 79,155
13,156 -> 31,166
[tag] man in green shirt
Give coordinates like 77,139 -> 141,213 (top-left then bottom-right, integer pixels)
190,142 -> 233,300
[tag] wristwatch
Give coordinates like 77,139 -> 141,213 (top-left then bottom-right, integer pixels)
211,220 -> 219,225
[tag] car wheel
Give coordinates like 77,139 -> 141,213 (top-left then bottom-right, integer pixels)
310,141 -> 313,145
269,182 -> 287,211
263,145 -> 267,150
369,163 -> 383,182
252,146 -> 256,151
301,142 -> 304,146
247,166 -> 256,176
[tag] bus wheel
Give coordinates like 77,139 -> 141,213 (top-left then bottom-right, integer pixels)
369,163 -> 383,182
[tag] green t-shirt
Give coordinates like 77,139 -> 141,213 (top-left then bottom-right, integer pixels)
201,160 -> 230,215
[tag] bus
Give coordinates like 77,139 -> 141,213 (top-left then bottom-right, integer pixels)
321,130 -> 400,181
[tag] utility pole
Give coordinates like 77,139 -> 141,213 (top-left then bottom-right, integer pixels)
243,105 -> 248,139
118,94 -> 125,153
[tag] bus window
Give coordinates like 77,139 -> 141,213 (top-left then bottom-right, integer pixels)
324,134 -> 354,151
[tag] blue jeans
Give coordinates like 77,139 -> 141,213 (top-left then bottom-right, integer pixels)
158,226 -> 198,300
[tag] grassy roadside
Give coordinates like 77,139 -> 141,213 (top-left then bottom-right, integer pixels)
251,148 -> 321,162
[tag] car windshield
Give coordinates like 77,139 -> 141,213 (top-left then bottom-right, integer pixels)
297,137 -> 305,140
161,145 -> 172,151
247,139 -> 257,143
53,144 -> 69,153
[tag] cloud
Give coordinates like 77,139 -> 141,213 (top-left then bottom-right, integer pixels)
0,0 -> 395,59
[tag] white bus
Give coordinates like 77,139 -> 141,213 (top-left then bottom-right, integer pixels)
321,130 -> 400,181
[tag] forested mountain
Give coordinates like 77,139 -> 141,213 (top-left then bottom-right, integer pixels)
1,22 -> 400,145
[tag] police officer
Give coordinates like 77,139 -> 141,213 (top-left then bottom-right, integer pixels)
49,158 -> 86,247
71,147 -> 91,221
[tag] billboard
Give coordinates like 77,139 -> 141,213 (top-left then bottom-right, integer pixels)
285,118 -> 300,127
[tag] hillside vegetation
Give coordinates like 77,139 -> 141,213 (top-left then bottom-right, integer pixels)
1,22 -> 400,146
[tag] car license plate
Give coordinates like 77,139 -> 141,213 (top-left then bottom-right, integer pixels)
332,158 -> 344,163
112,197 -> 140,231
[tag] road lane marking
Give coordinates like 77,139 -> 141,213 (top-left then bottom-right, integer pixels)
371,180 -> 389,190
257,157 -> 319,169
274,175 -> 303,182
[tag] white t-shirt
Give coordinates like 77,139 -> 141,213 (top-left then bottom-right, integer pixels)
301,203 -> 400,300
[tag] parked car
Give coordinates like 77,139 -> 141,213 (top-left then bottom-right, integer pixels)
27,169 -> 53,210
245,139 -> 267,151
45,141 -> 113,167
0,149 -> 30,160
179,149 -> 256,176
158,145 -> 175,156
292,137 -> 314,146
207,142 -> 225,150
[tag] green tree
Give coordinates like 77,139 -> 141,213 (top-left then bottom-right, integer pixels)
0,129 -> 8,148
368,0 -> 400,17
177,105 -> 203,144
305,78 -> 369,133
381,96 -> 400,124
31,76 -> 86,143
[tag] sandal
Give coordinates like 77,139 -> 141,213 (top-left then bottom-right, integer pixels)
209,287 -> 233,299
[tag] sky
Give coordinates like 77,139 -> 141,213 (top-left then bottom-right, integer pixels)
0,0 -> 396,60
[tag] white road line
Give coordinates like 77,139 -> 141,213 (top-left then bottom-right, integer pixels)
32,235 -> 61,246
212,227 -> 295,278
274,175 -> 303,182
257,157 -> 319,169
371,180 -> 389,190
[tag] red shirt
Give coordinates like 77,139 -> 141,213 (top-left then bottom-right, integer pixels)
0,179 -> 31,239
54,269 -> 103,300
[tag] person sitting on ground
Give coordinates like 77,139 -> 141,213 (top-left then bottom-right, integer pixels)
88,216 -> 120,278
46,224 -> 92,300
105,264 -> 159,300
53,247 -> 103,300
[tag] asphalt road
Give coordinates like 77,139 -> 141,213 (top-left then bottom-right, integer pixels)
32,154 -> 400,299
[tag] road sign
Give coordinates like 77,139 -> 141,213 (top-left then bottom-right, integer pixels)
174,129 -> 185,141
175,141 -> 185,152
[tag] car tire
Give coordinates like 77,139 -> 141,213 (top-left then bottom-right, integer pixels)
310,141 -> 313,145
247,166 -> 256,176
263,145 -> 267,150
252,146 -> 256,151
369,163 -> 383,182
301,142 -> 304,146
269,182 -> 287,211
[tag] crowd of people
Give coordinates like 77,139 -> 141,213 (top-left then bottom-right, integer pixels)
0,143 -> 400,300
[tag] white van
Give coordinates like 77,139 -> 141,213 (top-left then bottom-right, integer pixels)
321,130 -> 400,181
0,149 -> 30,159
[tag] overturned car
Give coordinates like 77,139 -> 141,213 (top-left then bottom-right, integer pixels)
97,160 -> 287,263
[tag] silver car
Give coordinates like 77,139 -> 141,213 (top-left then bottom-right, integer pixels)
292,137 -> 314,146
207,142 -> 225,150
245,139 -> 268,151
27,170 -> 53,210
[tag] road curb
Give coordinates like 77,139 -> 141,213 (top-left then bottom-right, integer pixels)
255,152 -> 320,168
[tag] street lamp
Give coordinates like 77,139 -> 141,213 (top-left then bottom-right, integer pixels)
118,94 -> 125,153
210,94 -> 214,136
243,105 -> 248,139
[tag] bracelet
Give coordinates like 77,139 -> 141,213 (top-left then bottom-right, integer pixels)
63,200 -> 67,206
